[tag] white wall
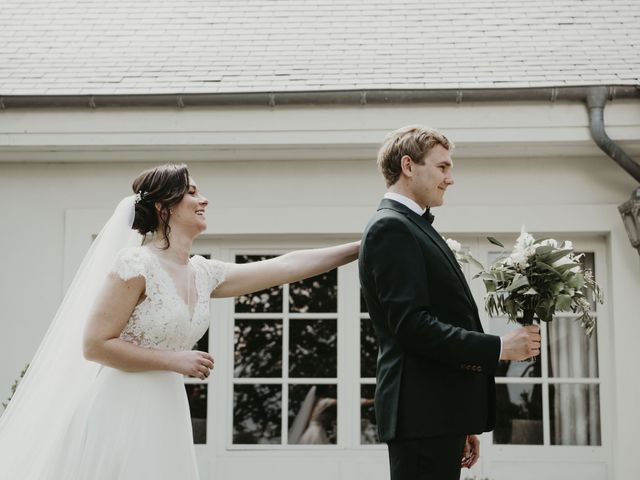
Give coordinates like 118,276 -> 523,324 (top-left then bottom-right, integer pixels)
0,99 -> 639,478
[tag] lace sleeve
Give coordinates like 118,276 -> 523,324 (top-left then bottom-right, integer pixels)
110,247 -> 147,281
193,256 -> 229,294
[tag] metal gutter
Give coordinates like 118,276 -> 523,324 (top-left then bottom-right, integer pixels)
1,83 -> 638,186
0,85 -> 639,109
586,86 -> 640,183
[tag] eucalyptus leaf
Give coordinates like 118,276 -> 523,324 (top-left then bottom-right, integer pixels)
487,237 -> 505,248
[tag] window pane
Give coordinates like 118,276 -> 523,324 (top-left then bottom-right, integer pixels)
235,255 -> 283,313
489,318 -> 541,378
289,269 -> 337,313
578,252 -> 598,311
360,384 -> 379,444
289,319 -> 337,378
360,289 -> 368,314
550,384 -> 601,445
192,328 -> 208,353
547,319 -> 599,378
185,384 -> 207,444
233,384 -> 282,444
234,319 -> 283,378
288,384 -> 337,444
493,383 -> 543,445
360,319 -> 377,378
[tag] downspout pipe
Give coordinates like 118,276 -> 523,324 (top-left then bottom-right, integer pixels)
586,86 -> 640,182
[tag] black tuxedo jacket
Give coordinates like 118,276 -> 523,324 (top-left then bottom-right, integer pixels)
359,199 -> 501,442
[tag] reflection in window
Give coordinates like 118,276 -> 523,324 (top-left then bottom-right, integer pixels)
233,384 -> 282,444
192,328 -> 208,353
288,384 -> 337,444
232,253 -> 339,446
289,319 -> 337,378
550,384 -> 601,445
494,383 -> 543,445
235,255 -> 283,313
185,384 -> 207,444
234,319 -> 283,378
360,384 -> 378,444
360,319 -> 377,378
289,270 -> 337,313
360,289 -> 368,314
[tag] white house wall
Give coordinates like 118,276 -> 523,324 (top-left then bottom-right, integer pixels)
0,100 -> 639,478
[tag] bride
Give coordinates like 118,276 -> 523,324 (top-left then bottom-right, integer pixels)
0,163 -> 359,479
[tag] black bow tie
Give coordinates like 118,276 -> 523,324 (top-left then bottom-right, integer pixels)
422,209 -> 435,224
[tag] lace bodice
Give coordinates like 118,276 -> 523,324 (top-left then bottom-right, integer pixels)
110,246 -> 228,351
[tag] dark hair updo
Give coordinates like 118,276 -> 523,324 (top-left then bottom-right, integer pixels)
131,163 -> 190,248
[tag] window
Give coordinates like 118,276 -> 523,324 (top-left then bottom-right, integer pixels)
231,254 -> 339,446
489,251 -> 601,447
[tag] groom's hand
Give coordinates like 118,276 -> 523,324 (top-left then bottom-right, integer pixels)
461,435 -> 480,469
499,325 -> 541,361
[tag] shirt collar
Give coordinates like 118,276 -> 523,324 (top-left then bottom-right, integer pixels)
383,192 -> 427,216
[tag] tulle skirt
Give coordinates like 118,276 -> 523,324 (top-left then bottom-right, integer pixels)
49,367 -> 199,480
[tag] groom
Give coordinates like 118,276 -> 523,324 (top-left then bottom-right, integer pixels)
359,125 -> 541,480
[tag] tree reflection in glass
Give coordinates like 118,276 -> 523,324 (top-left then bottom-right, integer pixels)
185,384 -> 207,444
235,255 -> 283,313
234,320 -> 283,378
288,384 -> 337,444
289,319 -> 337,378
493,383 -> 543,444
360,384 -> 378,444
289,269 -> 337,313
233,384 -> 282,444
360,319 -> 377,378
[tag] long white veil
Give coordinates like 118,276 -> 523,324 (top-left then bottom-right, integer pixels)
0,196 -> 142,479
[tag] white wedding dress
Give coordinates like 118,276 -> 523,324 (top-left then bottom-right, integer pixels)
46,246 -> 227,480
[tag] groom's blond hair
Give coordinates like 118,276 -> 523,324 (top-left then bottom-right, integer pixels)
377,125 -> 453,187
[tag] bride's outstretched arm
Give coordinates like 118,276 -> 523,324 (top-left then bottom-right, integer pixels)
213,240 -> 360,298
83,273 -> 214,379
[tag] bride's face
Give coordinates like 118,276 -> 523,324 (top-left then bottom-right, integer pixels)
170,178 -> 208,235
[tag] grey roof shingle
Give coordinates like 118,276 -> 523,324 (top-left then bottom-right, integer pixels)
0,0 -> 638,95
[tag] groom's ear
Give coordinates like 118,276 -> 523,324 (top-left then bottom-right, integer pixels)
400,155 -> 414,177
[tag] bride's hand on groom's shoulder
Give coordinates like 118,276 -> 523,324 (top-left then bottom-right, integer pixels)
167,350 -> 215,380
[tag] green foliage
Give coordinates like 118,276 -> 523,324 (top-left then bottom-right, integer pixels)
2,364 -> 29,411
474,230 -> 602,336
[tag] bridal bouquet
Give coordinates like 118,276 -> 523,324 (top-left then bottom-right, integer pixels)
474,229 -> 602,337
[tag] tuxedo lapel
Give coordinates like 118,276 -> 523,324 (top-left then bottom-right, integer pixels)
378,199 -> 476,307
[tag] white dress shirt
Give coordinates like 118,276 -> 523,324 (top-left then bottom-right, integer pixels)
383,192 -> 426,215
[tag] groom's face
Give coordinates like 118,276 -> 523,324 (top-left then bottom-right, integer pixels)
409,144 -> 454,208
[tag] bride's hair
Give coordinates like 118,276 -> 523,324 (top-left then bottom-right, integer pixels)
131,163 -> 190,248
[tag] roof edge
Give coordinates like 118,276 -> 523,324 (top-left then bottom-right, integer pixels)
1,85 -> 639,109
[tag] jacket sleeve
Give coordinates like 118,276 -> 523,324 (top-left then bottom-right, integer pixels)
363,215 -> 500,374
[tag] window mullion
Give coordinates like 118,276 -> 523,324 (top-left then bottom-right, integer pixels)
282,282 -> 290,446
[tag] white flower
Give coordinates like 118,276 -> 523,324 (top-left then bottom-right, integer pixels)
563,240 -> 573,250
541,239 -> 558,248
510,251 -> 529,269
445,238 -> 462,253
514,226 -> 535,252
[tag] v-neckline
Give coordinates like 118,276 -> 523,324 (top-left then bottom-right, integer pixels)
145,247 -> 199,321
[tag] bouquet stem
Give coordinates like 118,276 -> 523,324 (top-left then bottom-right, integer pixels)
520,309 -> 537,363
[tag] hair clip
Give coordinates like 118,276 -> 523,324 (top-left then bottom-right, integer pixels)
134,191 -> 146,204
